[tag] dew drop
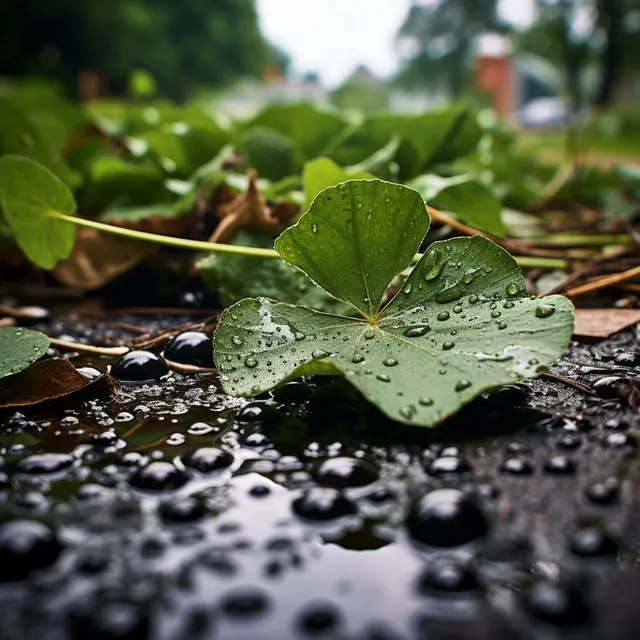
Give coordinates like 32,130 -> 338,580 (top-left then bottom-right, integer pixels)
506,283 -> 519,296
383,357 -> 398,367
497,321 -> 508,330
294,332 -> 306,341
453,304 -> 463,313
311,224 -> 318,233
244,357 -> 258,369
352,353 -> 365,363
312,350 -> 329,360
469,295 -> 479,304
419,397 -> 434,406
404,325 -> 430,338
443,342 -> 455,350
399,405 -> 416,420
403,283 -> 412,294
535,304 -> 556,318
455,380 -> 472,392
437,311 -> 450,321
376,373 -> 391,383
364,330 -> 375,340
422,249 -> 447,281
231,335 -> 243,346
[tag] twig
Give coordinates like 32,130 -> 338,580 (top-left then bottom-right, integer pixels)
49,337 -> 129,356
165,360 -> 216,374
565,265 -> 640,298
541,372 -> 594,394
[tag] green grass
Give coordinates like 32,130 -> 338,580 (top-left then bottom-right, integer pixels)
518,131 -> 640,166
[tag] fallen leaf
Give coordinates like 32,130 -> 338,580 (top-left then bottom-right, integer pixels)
572,308 -> 640,338
0,357 -> 118,408
52,228 -> 155,289
209,170 -> 292,243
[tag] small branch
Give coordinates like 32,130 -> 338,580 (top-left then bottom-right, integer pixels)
165,360 -> 216,374
564,265 -> 640,298
49,337 -> 129,356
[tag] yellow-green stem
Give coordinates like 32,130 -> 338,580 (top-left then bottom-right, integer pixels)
50,211 -> 570,272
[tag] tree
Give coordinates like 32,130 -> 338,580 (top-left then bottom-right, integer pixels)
519,0 -> 640,108
0,0 -> 280,99
394,0 -> 504,98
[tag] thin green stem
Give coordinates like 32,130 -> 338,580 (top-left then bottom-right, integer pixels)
49,211 -> 281,259
50,211 -> 569,272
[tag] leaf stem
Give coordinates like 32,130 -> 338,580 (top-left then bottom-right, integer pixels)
49,211 -> 569,272
48,211 -> 282,259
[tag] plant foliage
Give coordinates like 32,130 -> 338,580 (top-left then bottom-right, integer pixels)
213,180 -> 574,427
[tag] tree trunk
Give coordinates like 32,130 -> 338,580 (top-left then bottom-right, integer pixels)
594,0 -> 623,106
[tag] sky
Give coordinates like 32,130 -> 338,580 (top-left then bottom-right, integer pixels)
256,0 -> 536,88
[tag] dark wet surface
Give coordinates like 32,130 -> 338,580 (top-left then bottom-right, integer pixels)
2,313 -> 640,639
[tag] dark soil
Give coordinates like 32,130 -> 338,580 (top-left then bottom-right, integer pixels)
1,310 -> 640,640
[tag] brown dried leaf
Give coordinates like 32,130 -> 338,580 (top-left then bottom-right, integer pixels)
0,357 -> 118,408
573,308 -> 640,338
52,228 -> 155,289
210,170 -> 289,243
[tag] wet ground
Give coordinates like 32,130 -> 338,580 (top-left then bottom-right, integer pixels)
2,311 -> 640,640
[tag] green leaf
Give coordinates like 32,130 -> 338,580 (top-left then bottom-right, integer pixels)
139,121 -> 229,178
302,158 -> 372,208
409,174 -> 506,236
197,230 -> 352,314
242,127 -> 295,181
214,180 -> 574,428
245,104 -> 348,163
0,327 -> 50,380
276,180 -> 429,318
327,108 -> 466,179
0,155 -> 76,269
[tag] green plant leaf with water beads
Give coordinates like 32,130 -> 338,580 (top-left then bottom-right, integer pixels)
0,155 -> 76,269
213,180 -> 574,428
0,327 -> 50,380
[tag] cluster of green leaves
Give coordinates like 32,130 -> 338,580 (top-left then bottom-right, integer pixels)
214,180 -> 574,427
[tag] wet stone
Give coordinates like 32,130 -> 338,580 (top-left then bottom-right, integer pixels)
417,557 -> 478,594
110,350 -> 169,383
292,487 -> 357,521
131,462 -> 188,491
315,457 -> 379,488
501,457 -> 534,475
17,453 -> 74,475
164,331 -> 214,367
569,526 -> 619,557
71,600 -> 150,640
185,447 -> 233,473
220,587 -> 270,618
544,455 -> 576,474
297,602 -> 342,634
522,581 -> 590,627
159,497 -> 205,523
613,351 -> 640,367
586,479 -> 619,505
406,489 -> 489,547
427,456 -> 472,476
603,432 -> 636,449
0,520 -> 63,581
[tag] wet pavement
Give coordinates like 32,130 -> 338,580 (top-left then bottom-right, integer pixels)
1,314 -> 640,639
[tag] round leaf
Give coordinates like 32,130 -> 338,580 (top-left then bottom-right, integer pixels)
0,327 -> 50,380
0,155 -> 76,269
275,180 -> 428,318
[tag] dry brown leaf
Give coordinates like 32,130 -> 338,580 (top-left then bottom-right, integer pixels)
573,308 -> 640,338
209,170 -> 294,243
0,357 -> 118,408
52,228 -> 155,289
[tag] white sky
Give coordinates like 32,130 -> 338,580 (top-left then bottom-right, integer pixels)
256,0 -> 536,88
